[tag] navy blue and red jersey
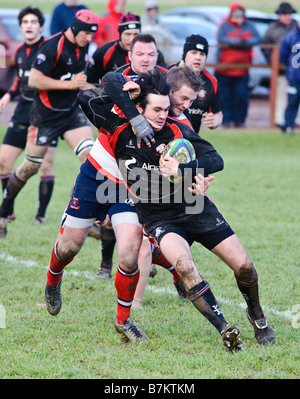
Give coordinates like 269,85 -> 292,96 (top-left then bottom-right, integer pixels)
30,32 -> 89,127
8,36 -> 46,103
86,40 -> 129,84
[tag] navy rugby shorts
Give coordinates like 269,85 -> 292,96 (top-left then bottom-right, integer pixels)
63,169 -> 137,229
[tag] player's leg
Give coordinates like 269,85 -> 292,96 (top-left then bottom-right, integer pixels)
132,238 -> 152,310
35,144 -> 57,225
211,233 -> 275,345
63,125 -> 94,163
159,232 -> 243,351
111,212 -> 149,341
0,144 -> 23,220
0,139 -> 48,236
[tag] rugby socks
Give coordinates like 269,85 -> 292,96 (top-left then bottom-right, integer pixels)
188,280 -> 228,333
0,172 -> 25,218
0,173 -> 14,217
235,273 -> 264,320
46,241 -> 73,287
151,244 -> 181,282
100,226 -> 116,271
115,265 -> 140,325
36,175 -> 55,218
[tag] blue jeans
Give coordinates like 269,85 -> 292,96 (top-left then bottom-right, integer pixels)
215,73 -> 249,125
284,81 -> 300,130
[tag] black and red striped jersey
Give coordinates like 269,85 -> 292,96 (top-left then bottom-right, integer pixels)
85,112 -> 222,224
8,36 -> 46,103
86,40 -> 129,84
185,69 -> 221,133
30,32 -> 89,127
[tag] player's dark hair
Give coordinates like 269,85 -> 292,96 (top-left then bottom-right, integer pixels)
134,69 -> 170,110
130,33 -> 157,52
18,6 -> 45,27
167,66 -> 202,93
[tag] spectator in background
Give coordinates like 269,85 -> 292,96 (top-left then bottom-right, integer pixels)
215,4 -> 261,128
261,2 -> 298,128
50,0 -> 88,35
141,0 -> 172,56
280,18 -> 300,136
94,0 -> 126,47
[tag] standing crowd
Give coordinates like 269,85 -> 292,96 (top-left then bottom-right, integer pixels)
1,0 -> 298,350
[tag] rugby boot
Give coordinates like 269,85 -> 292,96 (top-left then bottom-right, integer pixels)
45,278 -> 63,316
173,279 -> 188,299
221,324 -> 244,351
114,317 -> 150,342
34,216 -> 47,225
96,268 -> 112,280
246,309 -> 275,345
0,218 -> 8,238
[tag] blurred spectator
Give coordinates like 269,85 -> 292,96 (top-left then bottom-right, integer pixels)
261,2 -> 298,127
141,0 -> 172,52
279,18 -> 300,135
215,4 -> 261,128
94,0 -> 127,47
50,0 -> 88,35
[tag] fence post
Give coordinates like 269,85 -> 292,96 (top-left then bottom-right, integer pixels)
269,45 -> 279,127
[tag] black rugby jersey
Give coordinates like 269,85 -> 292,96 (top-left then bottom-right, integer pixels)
168,63 -> 221,133
9,36 -> 46,103
30,32 -> 89,126
86,40 -> 129,84
185,69 -> 221,134
96,113 -> 223,224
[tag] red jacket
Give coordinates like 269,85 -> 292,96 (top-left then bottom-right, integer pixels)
94,0 -> 126,47
215,3 -> 261,76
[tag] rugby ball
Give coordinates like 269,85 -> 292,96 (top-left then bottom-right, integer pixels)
162,138 -> 195,183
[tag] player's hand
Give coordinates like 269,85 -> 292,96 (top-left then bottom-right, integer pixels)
122,81 -> 141,100
202,112 -> 215,129
188,174 -> 215,195
0,93 -> 11,113
70,71 -> 87,90
159,155 -> 179,177
130,114 -> 155,148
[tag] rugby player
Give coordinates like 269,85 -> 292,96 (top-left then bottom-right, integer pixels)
0,10 -> 98,238
169,34 -> 223,133
44,69 -> 226,346
0,7 -> 57,228
85,69 -> 275,347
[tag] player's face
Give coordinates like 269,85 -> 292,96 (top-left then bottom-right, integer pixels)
75,31 -> 94,47
169,84 -> 197,117
184,50 -> 207,74
20,14 -> 42,44
138,94 -> 170,132
129,41 -> 158,74
120,30 -> 140,51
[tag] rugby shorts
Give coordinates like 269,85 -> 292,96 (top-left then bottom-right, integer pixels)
27,107 -> 89,146
143,196 -> 235,251
2,102 -> 57,148
63,169 -> 138,229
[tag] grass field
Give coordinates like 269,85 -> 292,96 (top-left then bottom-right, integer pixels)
0,126 -> 299,381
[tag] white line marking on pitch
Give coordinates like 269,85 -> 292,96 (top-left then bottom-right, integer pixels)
0,253 -> 293,320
